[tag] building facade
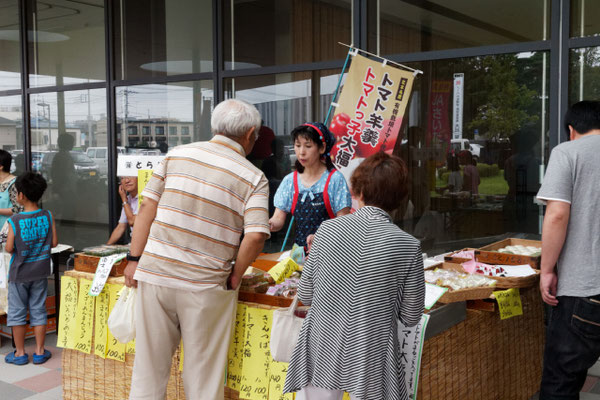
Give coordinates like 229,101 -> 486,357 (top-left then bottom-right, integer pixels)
0,0 -> 599,251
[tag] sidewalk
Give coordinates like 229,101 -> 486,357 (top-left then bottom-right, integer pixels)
0,332 -> 62,400
1,331 -> 600,400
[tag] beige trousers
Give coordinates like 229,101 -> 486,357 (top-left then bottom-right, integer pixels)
129,281 -> 237,400
296,385 -> 358,400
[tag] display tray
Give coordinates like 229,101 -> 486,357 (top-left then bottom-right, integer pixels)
443,248 -> 476,264
444,261 -> 540,289
475,238 -> 541,268
425,263 -> 495,303
73,253 -> 128,277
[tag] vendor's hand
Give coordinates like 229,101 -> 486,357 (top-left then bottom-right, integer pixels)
124,261 -> 138,288
540,270 -> 558,306
118,184 -> 128,203
306,234 -> 315,253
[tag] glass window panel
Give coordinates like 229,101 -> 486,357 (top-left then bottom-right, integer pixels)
391,52 -> 549,253
571,1 -> 600,38
30,89 -> 108,250
225,73 -> 314,251
28,0 -> 105,88
0,96 -> 24,175
0,1 -> 21,91
224,0 -> 352,71
569,47 -> 600,107
114,0 -> 213,80
369,0 -> 551,55
116,81 -> 213,153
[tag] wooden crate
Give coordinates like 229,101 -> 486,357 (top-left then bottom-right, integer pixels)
74,253 -> 128,276
475,238 -> 541,268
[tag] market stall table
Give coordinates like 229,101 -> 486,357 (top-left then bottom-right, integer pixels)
59,253 -> 544,400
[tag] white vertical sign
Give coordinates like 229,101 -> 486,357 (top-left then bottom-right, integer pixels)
453,73 -> 464,140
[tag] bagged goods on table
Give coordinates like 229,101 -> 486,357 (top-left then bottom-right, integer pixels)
496,245 -> 541,257
425,268 -> 496,291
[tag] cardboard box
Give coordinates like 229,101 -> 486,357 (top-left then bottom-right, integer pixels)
475,238 -> 542,268
0,296 -> 57,339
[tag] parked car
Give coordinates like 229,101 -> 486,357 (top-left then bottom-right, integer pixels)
40,151 -> 99,182
86,146 -> 125,177
450,138 -> 482,161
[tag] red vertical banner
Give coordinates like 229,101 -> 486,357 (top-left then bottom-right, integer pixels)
426,80 -> 452,150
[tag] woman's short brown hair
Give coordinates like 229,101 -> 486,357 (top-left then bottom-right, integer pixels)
350,152 -> 408,212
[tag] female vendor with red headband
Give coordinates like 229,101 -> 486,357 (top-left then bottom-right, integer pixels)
269,122 -> 352,250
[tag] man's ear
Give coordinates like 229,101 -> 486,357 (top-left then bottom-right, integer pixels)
245,126 -> 256,141
568,125 -> 576,141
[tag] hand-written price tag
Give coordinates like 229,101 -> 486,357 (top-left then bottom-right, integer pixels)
179,340 -> 184,372
137,169 -> 153,207
227,304 -> 247,391
494,288 -> 523,320
57,276 -> 79,349
89,254 -> 126,297
106,283 -> 126,362
74,279 -> 95,354
240,308 -> 273,400
94,289 -> 109,358
126,338 -> 136,355
268,361 -> 295,400
268,258 -> 299,284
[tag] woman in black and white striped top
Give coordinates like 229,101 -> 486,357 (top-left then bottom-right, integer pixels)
283,152 -> 425,400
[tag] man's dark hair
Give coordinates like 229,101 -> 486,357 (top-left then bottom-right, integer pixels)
564,101 -> 600,136
0,150 -> 12,172
15,172 -> 47,203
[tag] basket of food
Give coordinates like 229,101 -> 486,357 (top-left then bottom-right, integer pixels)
475,238 -> 541,268
425,263 -> 496,303
73,245 -> 129,276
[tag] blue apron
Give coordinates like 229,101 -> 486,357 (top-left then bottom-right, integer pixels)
291,170 -> 336,248
0,177 -> 16,229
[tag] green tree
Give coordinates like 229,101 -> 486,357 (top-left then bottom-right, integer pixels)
467,55 -> 538,141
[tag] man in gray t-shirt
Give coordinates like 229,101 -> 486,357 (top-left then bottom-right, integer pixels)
536,101 -> 600,399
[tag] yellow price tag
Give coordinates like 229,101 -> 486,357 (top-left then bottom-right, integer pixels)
267,258 -> 299,284
137,169 -> 153,207
494,288 -> 523,320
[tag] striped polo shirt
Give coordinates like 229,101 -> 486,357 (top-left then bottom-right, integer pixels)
134,135 -> 270,291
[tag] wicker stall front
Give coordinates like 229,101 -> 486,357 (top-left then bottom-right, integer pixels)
61,274 -> 544,400
61,270 -> 185,400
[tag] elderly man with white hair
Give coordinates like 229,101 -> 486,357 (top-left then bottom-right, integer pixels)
124,99 -> 270,400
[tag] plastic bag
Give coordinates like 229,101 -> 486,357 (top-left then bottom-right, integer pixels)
270,296 -> 304,362
107,286 -> 136,343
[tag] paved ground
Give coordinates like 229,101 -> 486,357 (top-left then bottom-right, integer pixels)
1,332 -> 600,400
0,333 -> 62,400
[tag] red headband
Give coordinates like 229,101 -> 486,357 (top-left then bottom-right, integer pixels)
303,123 -> 324,142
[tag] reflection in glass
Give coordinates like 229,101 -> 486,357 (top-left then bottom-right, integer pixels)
390,52 -> 549,253
0,96 -> 24,174
115,81 -> 213,152
569,47 -> 600,106
571,1 -> 600,38
29,89 -> 107,250
369,0 -> 550,55
0,0 -> 21,91
224,0 -> 352,70
27,0 -> 105,88
114,0 -> 213,80
225,73 -> 316,251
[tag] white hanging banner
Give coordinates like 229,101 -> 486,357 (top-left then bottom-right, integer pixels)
452,73 -> 464,140
117,155 -> 165,177
399,314 -> 430,399
89,254 -> 126,297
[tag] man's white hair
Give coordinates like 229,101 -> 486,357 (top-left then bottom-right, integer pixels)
211,99 -> 261,139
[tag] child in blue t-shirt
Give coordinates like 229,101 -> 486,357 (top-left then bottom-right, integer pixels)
4,172 -> 57,365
